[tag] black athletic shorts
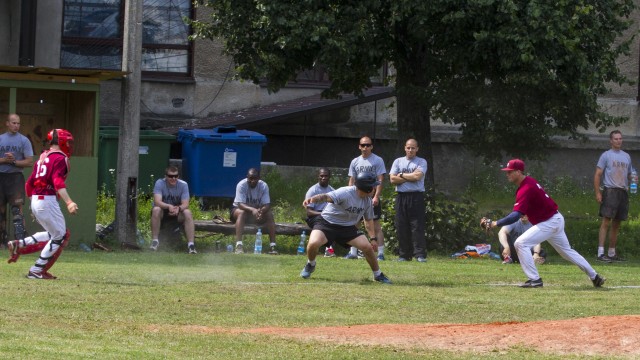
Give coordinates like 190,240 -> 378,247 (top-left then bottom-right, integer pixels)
313,216 -> 364,249
372,202 -> 382,221
0,172 -> 26,206
599,187 -> 629,221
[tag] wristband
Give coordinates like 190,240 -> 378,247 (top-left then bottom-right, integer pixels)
399,173 -> 404,179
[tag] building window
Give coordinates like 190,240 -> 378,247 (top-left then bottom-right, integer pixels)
61,0 -> 192,78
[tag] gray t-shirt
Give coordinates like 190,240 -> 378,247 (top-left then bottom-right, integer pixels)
153,178 -> 190,206
0,132 -> 34,173
596,149 -> 632,189
321,186 -> 374,226
233,179 -> 270,208
348,153 -> 386,179
305,183 -> 335,212
390,156 -> 428,192
502,219 -> 532,241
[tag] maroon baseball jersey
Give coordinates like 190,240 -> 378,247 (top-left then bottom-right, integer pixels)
512,176 -> 558,225
25,150 -> 69,197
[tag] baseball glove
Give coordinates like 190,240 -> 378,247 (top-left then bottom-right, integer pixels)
480,217 -> 492,234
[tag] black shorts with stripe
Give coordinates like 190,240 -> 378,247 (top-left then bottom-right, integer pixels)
313,216 -> 364,249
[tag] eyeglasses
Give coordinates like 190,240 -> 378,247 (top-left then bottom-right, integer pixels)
166,174 -> 179,179
359,143 -> 372,147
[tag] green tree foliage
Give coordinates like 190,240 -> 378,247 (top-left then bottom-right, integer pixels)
191,0 -> 635,180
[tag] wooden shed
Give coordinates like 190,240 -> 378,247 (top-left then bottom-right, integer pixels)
0,66 -> 125,246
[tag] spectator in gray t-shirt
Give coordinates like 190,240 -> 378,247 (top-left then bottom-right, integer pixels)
346,136 -> 387,260
149,166 -> 197,254
231,168 -> 277,254
0,113 -> 34,245
305,168 -> 336,257
593,130 -> 632,262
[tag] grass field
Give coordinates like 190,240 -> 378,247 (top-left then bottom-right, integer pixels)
1,250 -> 638,359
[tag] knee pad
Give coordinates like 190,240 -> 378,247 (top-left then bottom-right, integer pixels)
17,231 -> 53,255
11,206 -> 26,241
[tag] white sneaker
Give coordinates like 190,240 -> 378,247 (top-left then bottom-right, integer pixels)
150,240 -> 159,251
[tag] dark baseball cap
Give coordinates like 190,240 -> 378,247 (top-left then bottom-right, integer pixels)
501,159 -> 525,172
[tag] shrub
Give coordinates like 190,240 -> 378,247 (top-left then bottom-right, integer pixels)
381,187 -> 489,256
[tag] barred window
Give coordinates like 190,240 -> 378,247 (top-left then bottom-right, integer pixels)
60,0 -> 193,78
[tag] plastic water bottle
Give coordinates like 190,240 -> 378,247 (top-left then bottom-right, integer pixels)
254,228 -> 263,254
136,229 -> 146,247
297,231 -> 306,255
631,169 -> 638,194
79,243 -> 92,252
226,244 -> 233,253
488,251 -> 501,260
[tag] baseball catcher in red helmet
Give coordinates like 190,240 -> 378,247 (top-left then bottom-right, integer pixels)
6,129 -> 78,279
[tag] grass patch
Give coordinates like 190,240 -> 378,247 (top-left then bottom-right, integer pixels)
1,251 -> 638,359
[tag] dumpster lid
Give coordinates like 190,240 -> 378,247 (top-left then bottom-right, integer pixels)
99,128 -> 175,140
177,128 -> 267,143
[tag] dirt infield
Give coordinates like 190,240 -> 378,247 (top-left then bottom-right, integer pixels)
176,315 -> 640,356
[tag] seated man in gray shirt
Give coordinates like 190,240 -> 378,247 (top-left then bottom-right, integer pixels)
230,168 -> 277,254
150,166 -> 197,254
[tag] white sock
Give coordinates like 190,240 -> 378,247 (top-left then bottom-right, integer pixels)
152,239 -> 159,243
598,246 -> 604,257
270,242 -> 276,247
188,242 -> 194,247
373,270 -> 382,277
308,260 -> 316,266
378,245 -> 384,256
236,241 -> 243,246
608,248 -> 616,257
350,247 -> 358,255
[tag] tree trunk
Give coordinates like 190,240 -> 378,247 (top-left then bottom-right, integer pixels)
395,64 -> 434,186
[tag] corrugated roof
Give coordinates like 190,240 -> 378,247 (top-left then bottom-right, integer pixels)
157,86 -> 394,134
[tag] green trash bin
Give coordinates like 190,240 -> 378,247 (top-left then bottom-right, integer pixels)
98,128 -> 175,193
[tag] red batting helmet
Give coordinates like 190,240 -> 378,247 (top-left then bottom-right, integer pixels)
47,129 -> 74,157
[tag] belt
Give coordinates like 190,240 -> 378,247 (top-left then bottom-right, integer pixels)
34,195 -> 56,200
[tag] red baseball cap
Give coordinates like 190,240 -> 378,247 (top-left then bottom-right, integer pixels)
501,159 -> 525,172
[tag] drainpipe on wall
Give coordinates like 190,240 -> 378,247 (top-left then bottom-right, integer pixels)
18,0 -> 37,66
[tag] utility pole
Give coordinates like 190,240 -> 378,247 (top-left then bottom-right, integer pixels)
116,0 -> 143,245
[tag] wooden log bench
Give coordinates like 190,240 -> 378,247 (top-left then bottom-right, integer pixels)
193,220 -> 310,236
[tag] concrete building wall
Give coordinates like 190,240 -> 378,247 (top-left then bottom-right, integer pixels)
0,0 -> 21,65
34,0 -> 62,68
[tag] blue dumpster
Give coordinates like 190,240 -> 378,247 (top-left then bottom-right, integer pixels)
177,126 -> 267,198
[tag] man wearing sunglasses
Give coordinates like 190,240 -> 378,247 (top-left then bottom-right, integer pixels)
150,166 -> 197,254
346,136 -> 387,260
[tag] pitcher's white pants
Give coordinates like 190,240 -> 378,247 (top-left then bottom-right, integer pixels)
514,212 -> 597,281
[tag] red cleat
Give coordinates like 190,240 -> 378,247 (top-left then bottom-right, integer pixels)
26,271 -> 57,280
7,240 -> 19,264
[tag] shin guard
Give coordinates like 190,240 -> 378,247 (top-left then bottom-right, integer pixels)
40,230 -> 70,273
11,206 -> 26,243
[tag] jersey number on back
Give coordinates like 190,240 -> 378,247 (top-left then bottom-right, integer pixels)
35,158 -> 50,178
